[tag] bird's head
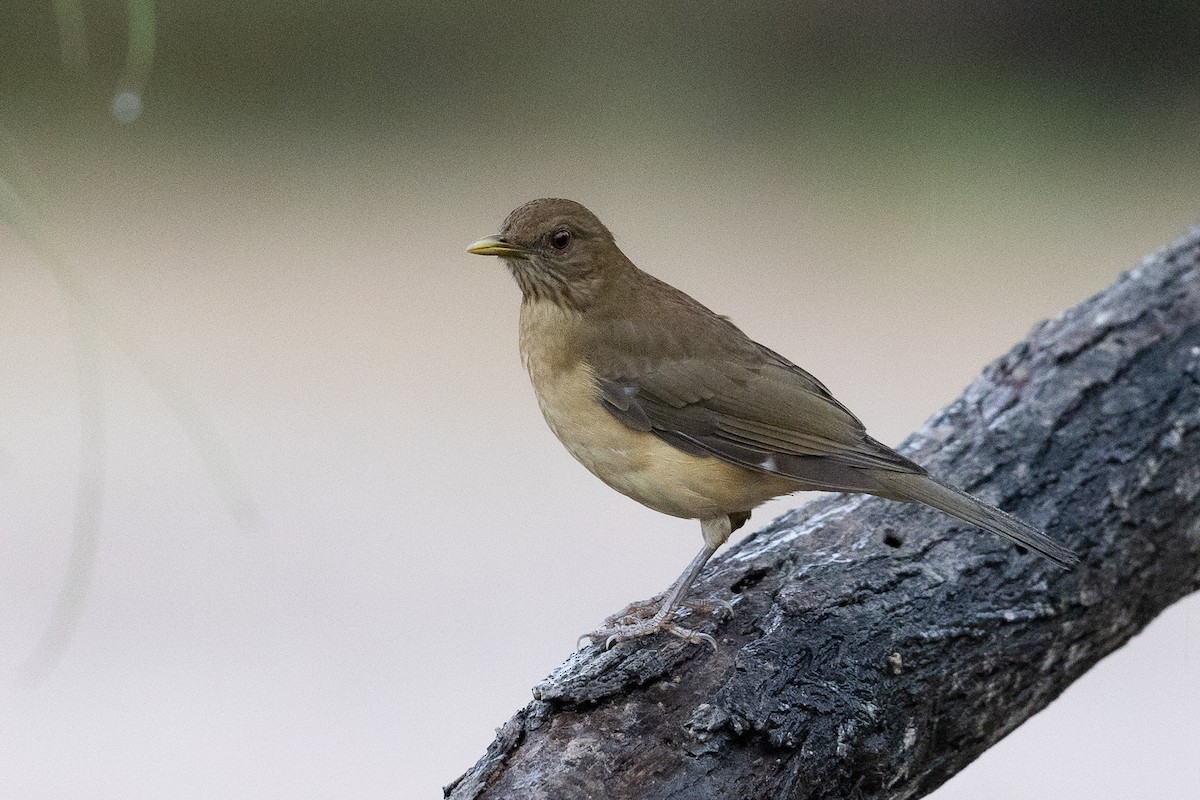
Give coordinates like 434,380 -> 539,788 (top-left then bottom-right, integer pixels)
468,198 -> 623,309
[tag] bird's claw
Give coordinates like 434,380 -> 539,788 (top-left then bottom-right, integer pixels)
586,621 -> 716,651
580,607 -> 723,651
666,625 -> 718,650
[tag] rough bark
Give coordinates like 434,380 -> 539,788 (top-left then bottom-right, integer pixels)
445,228 -> 1200,800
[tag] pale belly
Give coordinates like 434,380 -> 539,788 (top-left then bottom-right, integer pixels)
525,356 -> 795,520
517,298 -> 797,519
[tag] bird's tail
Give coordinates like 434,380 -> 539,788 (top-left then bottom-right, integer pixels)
877,472 -> 1079,568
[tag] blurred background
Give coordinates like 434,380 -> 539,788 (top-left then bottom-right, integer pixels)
1,2 -> 1198,797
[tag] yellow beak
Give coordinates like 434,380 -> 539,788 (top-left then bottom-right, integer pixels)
466,234 -> 530,258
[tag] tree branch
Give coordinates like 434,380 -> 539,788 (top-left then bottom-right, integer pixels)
446,227 -> 1200,800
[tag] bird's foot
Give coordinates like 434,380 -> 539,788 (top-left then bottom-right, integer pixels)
603,595 -> 665,626
581,616 -> 717,651
578,595 -> 730,651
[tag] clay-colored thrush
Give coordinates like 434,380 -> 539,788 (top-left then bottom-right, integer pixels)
468,198 -> 1078,648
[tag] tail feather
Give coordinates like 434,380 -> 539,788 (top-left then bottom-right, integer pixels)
877,472 -> 1079,569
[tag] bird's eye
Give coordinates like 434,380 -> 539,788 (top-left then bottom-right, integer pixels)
550,229 -> 572,249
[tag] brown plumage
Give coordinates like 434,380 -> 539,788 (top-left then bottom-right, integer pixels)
468,198 -> 1077,649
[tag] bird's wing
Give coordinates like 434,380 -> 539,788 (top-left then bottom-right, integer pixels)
587,314 -> 923,484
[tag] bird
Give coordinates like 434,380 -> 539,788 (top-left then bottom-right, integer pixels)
467,198 -> 1078,649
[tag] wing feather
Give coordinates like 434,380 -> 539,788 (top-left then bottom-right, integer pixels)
587,296 -> 923,484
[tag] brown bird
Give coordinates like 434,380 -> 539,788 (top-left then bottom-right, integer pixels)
468,198 -> 1078,648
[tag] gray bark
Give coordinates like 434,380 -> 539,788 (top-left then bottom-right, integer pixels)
445,228 -> 1200,800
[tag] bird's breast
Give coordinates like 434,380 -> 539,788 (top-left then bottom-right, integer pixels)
518,299 -> 793,520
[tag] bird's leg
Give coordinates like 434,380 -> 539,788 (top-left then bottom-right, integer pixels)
582,516 -> 733,650
582,543 -> 718,649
